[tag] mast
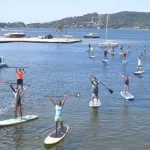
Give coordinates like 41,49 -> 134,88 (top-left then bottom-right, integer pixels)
106,14 -> 108,42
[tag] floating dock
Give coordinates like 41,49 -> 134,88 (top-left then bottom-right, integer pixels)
0,37 -> 82,44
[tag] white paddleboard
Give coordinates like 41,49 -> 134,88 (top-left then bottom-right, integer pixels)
134,70 -> 144,75
119,53 -> 123,55
122,60 -> 127,64
89,99 -> 101,107
102,60 -> 108,62
89,56 -> 95,58
0,115 -> 38,126
120,91 -> 134,100
111,53 -> 115,55
44,125 -> 69,145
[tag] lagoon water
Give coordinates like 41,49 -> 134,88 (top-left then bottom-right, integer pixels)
0,28 -> 150,150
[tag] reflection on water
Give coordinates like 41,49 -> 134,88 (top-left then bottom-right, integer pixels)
12,125 -> 24,150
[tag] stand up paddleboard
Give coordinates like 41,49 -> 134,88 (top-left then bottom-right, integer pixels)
119,53 -> 123,55
122,60 -> 127,64
102,60 -> 108,62
134,70 -> 144,75
89,56 -> 95,58
89,98 -> 101,107
120,91 -> 134,100
44,125 -> 69,145
0,115 -> 38,126
111,53 -> 115,55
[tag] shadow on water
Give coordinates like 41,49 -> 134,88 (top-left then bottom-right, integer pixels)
44,139 -> 64,150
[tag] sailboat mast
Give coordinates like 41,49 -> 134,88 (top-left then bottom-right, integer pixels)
106,14 -> 108,42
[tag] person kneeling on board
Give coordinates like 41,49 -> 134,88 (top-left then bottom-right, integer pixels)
90,75 -> 101,102
50,96 -> 67,135
10,83 -> 29,119
121,75 -> 131,94
16,68 -> 25,91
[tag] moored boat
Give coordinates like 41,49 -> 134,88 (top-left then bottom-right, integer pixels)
4,32 -> 26,38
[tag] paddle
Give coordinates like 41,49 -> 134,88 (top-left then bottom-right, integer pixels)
92,76 -> 113,94
44,93 -> 80,98
100,82 -> 113,94
0,80 -> 31,86
6,66 -> 29,68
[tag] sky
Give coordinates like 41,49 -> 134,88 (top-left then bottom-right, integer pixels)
0,0 -> 150,23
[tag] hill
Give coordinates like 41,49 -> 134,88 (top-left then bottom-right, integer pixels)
1,11 -> 150,29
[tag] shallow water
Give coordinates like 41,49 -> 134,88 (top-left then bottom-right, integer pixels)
0,28 -> 150,150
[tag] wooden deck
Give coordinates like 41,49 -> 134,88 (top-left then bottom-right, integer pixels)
0,37 -> 82,44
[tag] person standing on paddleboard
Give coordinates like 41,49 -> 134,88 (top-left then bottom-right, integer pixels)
16,68 -> 25,91
137,57 -> 142,71
90,46 -> 94,56
90,75 -> 101,102
88,44 -> 91,52
121,75 -> 131,94
122,50 -> 127,62
9,83 -> 30,119
143,45 -> 147,54
50,96 -> 67,135
104,48 -> 108,60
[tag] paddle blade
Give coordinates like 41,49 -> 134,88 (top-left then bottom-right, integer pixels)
109,89 -> 113,94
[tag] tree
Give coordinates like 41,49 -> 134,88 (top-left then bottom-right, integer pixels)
56,24 -> 63,38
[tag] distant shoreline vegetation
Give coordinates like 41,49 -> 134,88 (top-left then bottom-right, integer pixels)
1,11 -> 150,29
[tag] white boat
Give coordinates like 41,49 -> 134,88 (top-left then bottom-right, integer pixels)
4,32 -> 26,38
64,35 -> 73,38
99,14 -> 118,47
0,57 -> 7,68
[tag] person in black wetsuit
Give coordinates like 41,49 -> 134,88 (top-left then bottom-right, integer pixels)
104,48 -> 108,60
121,75 -> 131,94
10,83 -> 30,119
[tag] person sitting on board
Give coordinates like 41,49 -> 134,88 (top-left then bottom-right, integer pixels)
121,75 -> 131,94
143,45 -> 146,54
137,57 -> 142,71
104,48 -> 108,60
16,68 -> 25,91
10,83 -> 30,119
122,50 -> 127,62
50,96 -> 67,135
90,46 -> 94,56
90,75 -> 101,102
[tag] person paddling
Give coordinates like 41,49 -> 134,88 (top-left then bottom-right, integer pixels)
16,68 -> 25,91
10,83 -> 30,119
90,75 -> 101,102
50,96 -> 67,135
121,75 -> 131,94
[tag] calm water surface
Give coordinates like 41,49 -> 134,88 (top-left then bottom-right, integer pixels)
0,28 -> 150,150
